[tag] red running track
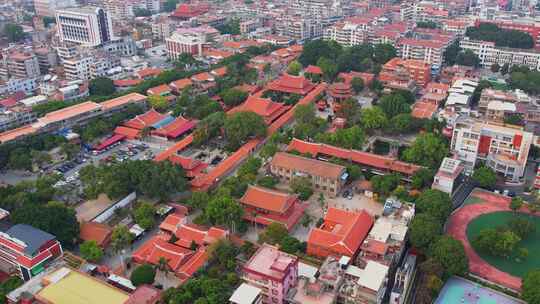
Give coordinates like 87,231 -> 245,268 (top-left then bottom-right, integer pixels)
446,190 -> 523,291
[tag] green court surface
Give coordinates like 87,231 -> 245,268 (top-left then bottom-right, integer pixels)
466,211 -> 540,278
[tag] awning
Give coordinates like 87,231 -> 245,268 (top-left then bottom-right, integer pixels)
93,134 -> 126,151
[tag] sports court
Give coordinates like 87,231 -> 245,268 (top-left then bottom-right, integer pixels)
446,189 -> 522,290
435,277 -> 524,304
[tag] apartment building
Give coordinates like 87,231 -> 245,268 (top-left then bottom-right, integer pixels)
0,107 -> 36,132
275,16 -> 323,43
0,51 -> 41,80
460,37 -> 540,71
102,0 -> 160,19
165,26 -> 219,59
33,0 -> 75,17
242,243 -> 298,304
379,57 -> 431,90
400,1 -> 449,23
395,29 -> 453,67
269,152 -> 347,197
450,117 -> 533,182
0,224 -> 63,281
56,6 -> 115,47
432,157 -> 465,195
323,18 -> 371,46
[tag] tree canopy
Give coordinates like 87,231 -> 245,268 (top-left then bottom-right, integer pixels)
455,50 -> 481,67
12,201 -> 79,247
472,166 -> 497,189
523,270 -> 540,304
130,264 -> 156,286
287,60 -> 302,76
409,214 -> 443,252
430,236 -> 468,277
3,24 -> 25,42
220,88 -> 248,108
402,133 -> 448,169
134,202 -> 156,230
466,23 -> 534,49
89,77 -> 115,96
79,240 -> 104,262
224,112 -> 267,151
414,189 -> 453,222
79,160 -> 187,200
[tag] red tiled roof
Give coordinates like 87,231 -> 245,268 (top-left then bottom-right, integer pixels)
93,134 -> 126,151
136,68 -> 162,79
0,97 -> 18,108
123,109 -> 168,130
79,222 -> 112,247
287,138 -> 422,175
210,66 -> 228,77
113,79 -> 142,87
159,214 -> 184,234
151,116 -> 196,139
228,96 -> 290,124
240,185 -> 298,214
174,224 -> 228,248
204,49 -> 234,60
363,239 -> 388,256
191,72 -> 214,82
147,84 -> 171,96
154,134 -> 193,162
169,78 -> 193,92
114,126 -> 140,139
412,101 -> 438,119
177,249 -> 208,281
132,235 -> 193,271
304,65 -> 322,74
124,285 -> 160,304
308,208 -> 374,257
168,155 -> 208,178
270,152 -> 346,180
267,74 -> 316,95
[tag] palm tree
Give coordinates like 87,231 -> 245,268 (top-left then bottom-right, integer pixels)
156,257 -> 171,277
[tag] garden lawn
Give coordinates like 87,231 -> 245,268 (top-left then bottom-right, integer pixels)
466,211 -> 540,278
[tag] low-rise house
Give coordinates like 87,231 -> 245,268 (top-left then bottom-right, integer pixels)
432,157 -> 465,195
239,185 -> 307,231
269,152 -> 347,197
307,208 -> 374,259
0,224 -> 63,281
242,243 -> 299,304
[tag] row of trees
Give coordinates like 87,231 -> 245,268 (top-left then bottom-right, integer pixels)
0,134 -> 67,170
0,176 -> 80,247
466,23 -> 535,49
508,65 -> 540,95
79,160 -> 187,201
408,189 -> 469,303
298,40 -> 396,80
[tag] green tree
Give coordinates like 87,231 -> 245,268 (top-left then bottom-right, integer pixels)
370,173 -> 400,196
204,194 -> 244,230
290,177 -> 313,200
134,202 -> 156,230
466,23 -> 534,49
299,39 -> 343,66
523,270 -> 540,304
509,197 -> 524,212
162,0 -> 179,12
12,201 -> 79,247
3,24 -> 24,42
224,112 -> 267,151
192,112 -> 225,147
148,94 -> 169,112
472,166 -> 497,189
110,225 -> 134,253
411,168 -> 435,189
294,103 -> 316,124
130,264 -> 156,286
379,93 -> 411,118
187,191 -> 210,209
504,113 -> 523,126
258,222 -> 288,245
444,40 -> 461,66
473,228 -> 521,257
317,57 -> 338,81
0,276 -> 23,303
220,88 -> 248,107
456,50 -> 480,67
409,214 -> 443,252
134,8 -> 152,16
257,176 -> 278,189
360,106 -> 388,129
287,60 -> 302,76
430,236 -> 468,277
79,240 -> 104,262
415,189 -> 452,222
491,63 -> 501,73
315,126 -> 365,150
500,63 -> 510,75
373,44 -> 397,64
351,77 -> 364,94
416,21 -> 438,28
89,77 -> 115,96
403,133 -> 448,168
60,142 -> 79,160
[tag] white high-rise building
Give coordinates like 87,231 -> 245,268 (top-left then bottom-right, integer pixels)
56,6 -> 115,47
34,0 -> 76,17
